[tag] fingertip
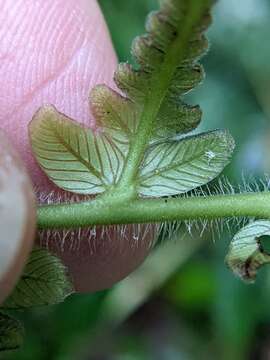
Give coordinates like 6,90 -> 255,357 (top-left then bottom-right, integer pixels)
0,131 -> 36,303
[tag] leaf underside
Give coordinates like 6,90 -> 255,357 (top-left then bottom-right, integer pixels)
226,220 -> 270,283
3,248 -> 73,309
0,313 -> 24,351
30,106 -> 129,194
30,0 -> 231,199
139,130 -> 235,197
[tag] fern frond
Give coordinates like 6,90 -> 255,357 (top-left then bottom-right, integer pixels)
30,0 -> 232,200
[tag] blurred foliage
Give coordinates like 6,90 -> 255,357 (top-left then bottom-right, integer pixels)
5,0 -> 270,359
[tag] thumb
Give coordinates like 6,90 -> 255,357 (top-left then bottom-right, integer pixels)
0,0 -> 117,190
0,0 -> 155,293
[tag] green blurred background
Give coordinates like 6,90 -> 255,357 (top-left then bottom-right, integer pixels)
6,0 -> 270,359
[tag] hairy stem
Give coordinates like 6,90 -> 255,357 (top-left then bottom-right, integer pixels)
38,192 -> 270,230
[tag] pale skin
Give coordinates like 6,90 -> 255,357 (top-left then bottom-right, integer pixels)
0,0 -> 154,297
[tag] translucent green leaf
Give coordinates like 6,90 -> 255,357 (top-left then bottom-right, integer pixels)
29,106 -> 129,194
155,95 -> 202,138
90,85 -> 139,135
3,248 -> 73,309
139,130 -> 235,197
0,313 -> 24,351
226,220 -> 270,283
